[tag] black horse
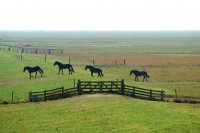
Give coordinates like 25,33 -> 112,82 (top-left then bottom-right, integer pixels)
129,70 -> 150,82
54,61 -> 74,75
23,66 -> 44,79
85,65 -> 104,77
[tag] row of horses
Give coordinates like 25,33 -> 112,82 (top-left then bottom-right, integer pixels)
23,61 -> 150,82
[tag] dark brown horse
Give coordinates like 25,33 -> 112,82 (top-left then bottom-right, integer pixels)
23,66 -> 44,79
129,70 -> 149,82
54,61 -> 74,75
85,65 -> 104,77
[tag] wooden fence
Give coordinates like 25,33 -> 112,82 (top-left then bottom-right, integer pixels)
77,80 -> 165,101
77,80 -> 124,95
124,85 -> 165,101
29,87 -> 77,102
29,80 -> 165,102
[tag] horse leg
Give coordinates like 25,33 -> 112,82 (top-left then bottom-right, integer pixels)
135,76 -> 137,81
68,69 -> 70,75
69,69 -> 72,75
98,72 -> 100,77
145,76 -> 148,82
91,72 -> 94,77
39,70 -> 43,77
35,71 -> 37,78
69,69 -> 71,75
143,76 -> 145,82
58,69 -> 60,75
29,73 -> 31,79
62,69 -> 64,75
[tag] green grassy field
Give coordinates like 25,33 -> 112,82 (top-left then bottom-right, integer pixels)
0,31 -> 200,132
0,44 -> 200,102
1,95 -> 200,133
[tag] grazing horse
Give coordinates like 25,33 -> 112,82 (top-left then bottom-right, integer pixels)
85,65 -> 104,77
129,70 -> 150,82
23,66 -> 44,79
54,61 -> 74,75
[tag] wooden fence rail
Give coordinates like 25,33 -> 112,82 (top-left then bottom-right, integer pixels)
29,87 -> 77,102
124,85 -> 165,101
29,80 -> 165,102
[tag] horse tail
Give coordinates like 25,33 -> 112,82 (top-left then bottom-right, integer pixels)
146,73 -> 150,78
101,70 -> 104,77
37,66 -> 44,74
70,65 -> 74,72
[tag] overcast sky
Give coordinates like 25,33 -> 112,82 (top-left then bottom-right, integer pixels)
0,0 -> 200,31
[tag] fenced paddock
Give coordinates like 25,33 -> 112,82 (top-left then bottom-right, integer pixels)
29,80 -> 165,102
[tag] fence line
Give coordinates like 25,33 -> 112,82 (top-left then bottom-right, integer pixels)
29,80 -> 165,102
29,87 -> 77,102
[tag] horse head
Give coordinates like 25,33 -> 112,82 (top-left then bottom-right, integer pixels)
53,61 -> 58,66
23,66 -> 27,72
85,65 -> 88,70
129,70 -> 135,76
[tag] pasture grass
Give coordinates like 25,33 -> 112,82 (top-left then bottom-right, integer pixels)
0,95 -> 200,133
0,44 -> 200,102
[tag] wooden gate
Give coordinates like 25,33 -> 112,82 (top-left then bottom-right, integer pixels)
77,80 -> 125,94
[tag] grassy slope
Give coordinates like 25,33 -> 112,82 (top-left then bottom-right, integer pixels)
0,95 -> 200,133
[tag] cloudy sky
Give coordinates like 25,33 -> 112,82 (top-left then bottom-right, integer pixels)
0,0 -> 200,30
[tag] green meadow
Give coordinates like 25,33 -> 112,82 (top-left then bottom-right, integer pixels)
0,95 -> 200,133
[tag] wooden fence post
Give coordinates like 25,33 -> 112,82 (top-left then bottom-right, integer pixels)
161,90 -> 164,101
100,81 -> 103,93
20,50 -> 23,61
111,81 -> 113,92
45,54 -> 47,62
77,80 -> 81,95
121,79 -> 125,95
29,91 -> 32,102
69,57 -> 71,64
44,90 -> 46,101
175,89 -> 177,98
92,58 -> 94,66
12,91 -> 14,103
73,79 -> 76,88
132,87 -> 135,97
61,86 -> 64,97
124,59 -> 126,65
150,89 -> 152,100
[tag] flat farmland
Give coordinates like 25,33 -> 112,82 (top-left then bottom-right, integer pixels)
0,31 -> 200,133
0,31 -> 200,100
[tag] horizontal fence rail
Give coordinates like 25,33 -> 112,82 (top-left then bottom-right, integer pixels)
29,87 -> 77,102
29,80 -> 165,102
77,80 -> 123,95
124,85 -> 165,101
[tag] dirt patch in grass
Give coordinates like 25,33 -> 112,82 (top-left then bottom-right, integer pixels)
78,93 -> 118,98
